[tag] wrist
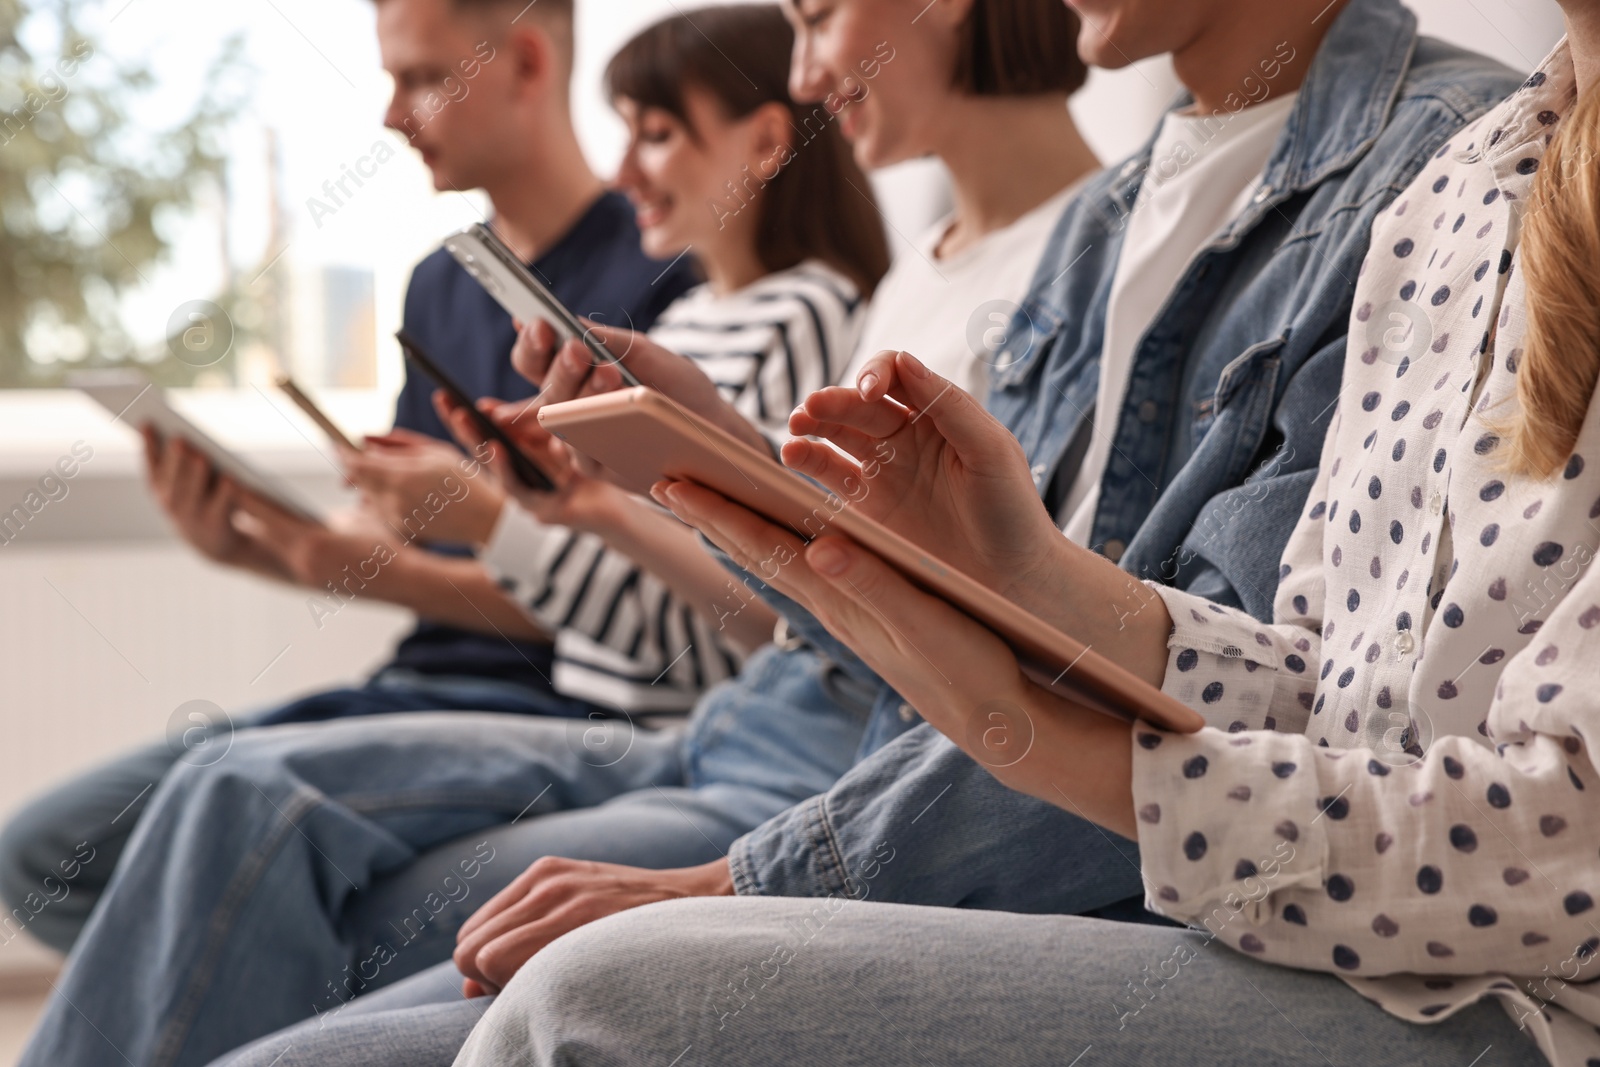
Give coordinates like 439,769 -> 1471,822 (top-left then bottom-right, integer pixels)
683,857 -> 736,897
1007,691 -> 1138,839
456,482 -> 506,546
579,483 -> 643,541
1003,533 -> 1082,625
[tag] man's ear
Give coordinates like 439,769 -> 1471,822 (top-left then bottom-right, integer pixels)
504,23 -> 560,102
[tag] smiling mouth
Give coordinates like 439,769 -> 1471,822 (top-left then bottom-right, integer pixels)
635,198 -> 671,228
839,103 -> 863,138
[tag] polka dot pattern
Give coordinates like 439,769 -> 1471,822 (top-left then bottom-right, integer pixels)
1130,50 -> 1600,1063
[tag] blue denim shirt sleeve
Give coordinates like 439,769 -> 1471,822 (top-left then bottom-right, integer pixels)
729,724 -> 1144,912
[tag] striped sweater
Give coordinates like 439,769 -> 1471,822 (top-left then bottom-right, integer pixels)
481,260 -> 864,711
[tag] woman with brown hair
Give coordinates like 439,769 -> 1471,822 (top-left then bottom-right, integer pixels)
354,5 -> 897,711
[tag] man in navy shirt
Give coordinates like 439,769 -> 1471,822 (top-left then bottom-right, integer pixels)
0,0 -> 695,952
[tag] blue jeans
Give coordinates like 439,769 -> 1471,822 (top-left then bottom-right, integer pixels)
19,645 -> 873,1067
192,798 -> 1161,1067
0,669 -> 593,954
452,897 -> 1541,1067
206,957 -> 495,1067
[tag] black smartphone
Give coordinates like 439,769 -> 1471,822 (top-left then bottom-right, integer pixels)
395,330 -> 557,492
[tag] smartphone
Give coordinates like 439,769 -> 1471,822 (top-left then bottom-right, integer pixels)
274,375 -> 359,452
394,330 -> 557,492
442,223 -> 644,388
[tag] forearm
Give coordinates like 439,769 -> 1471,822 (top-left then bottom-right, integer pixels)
1010,537 -> 1175,691
378,550 -> 551,641
1002,697 -> 1139,840
593,495 -> 778,654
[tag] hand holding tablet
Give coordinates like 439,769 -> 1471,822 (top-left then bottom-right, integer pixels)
537,387 -> 1203,733
74,369 -> 327,525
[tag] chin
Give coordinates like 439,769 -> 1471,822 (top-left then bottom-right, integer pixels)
639,230 -> 685,262
851,132 -> 908,174
428,168 -> 463,192
1073,16 -> 1131,69
424,158 -> 479,194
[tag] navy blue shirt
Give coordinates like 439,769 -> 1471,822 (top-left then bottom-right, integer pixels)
387,191 -> 698,686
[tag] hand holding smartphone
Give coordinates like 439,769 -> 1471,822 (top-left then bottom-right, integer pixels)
395,331 -> 558,493
443,223 -> 642,388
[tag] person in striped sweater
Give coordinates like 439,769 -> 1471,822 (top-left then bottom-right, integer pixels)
351,5 -> 888,713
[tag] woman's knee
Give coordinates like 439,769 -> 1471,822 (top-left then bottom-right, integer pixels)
463,899 -> 770,1066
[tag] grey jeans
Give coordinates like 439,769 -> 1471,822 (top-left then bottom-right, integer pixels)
447,897 -> 1540,1067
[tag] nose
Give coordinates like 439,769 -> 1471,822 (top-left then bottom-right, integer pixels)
615,139 -> 646,196
382,85 -> 406,135
788,36 -> 827,104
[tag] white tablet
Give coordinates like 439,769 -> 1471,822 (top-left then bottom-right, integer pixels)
73,369 -> 327,525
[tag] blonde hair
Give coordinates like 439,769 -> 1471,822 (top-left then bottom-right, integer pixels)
1504,86 -> 1600,478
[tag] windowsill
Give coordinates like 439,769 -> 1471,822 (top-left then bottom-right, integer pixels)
0,389 -> 392,544
0,388 -> 395,474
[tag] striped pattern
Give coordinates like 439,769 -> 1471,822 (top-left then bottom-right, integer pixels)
486,260 -> 864,712
649,260 -> 862,448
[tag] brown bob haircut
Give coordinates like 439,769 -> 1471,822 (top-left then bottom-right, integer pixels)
954,0 -> 1087,96
606,5 -> 891,299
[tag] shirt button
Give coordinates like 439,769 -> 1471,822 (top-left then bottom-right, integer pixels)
1253,184 -> 1273,204
897,702 -> 917,723
1395,631 -> 1416,655
1119,159 -> 1140,178
1138,401 -> 1159,424
1104,539 -> 1127,563
1031,462 -> 1048,483
1429,491 -> 1444,516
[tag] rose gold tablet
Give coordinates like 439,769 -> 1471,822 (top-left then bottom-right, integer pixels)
539,387 -> 1205,733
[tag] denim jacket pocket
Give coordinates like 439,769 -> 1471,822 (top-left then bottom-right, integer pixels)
1206,333 -> 1288,475
988,291 -> 1069,392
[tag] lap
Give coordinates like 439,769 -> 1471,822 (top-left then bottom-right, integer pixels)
460,897 -> 1542,1067
164,712 -> 688,823
207,963 -> 486,1067
342,784 -> 799,988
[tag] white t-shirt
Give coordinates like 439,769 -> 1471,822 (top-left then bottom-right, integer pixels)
847,182 -> 1081,400
1059,93 -> 1298,547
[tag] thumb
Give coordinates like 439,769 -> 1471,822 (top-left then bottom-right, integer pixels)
231,485 -> 313,538
854,349 -> 901,402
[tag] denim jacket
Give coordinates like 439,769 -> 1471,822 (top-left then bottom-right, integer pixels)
726,0 -> 1520,906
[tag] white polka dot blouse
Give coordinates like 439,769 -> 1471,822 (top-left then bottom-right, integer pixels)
1133,39 -> 1600,1067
